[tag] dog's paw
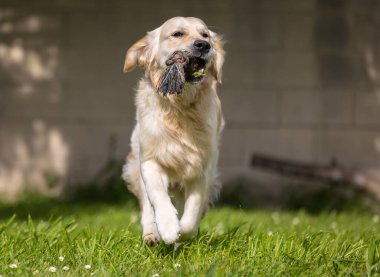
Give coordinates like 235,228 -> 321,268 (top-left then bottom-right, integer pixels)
156,211 -> 180,244
143,233 -> 160,247
179,220 -> 198,241
160,223 -> 180,244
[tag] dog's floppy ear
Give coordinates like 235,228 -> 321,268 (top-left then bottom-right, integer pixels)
124,28 -> 160,73
209,31 -> 225,83
123,35 -> 150,73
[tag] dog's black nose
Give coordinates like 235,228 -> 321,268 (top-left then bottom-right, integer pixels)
193,40 -> 211,53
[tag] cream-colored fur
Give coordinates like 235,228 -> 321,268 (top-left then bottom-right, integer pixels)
122,17 -> 225,245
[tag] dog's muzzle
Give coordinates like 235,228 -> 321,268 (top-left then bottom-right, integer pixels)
157,50 -> 210,95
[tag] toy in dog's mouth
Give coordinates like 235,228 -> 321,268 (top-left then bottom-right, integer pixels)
184,56 -> 206,83
157,50 -> 207,95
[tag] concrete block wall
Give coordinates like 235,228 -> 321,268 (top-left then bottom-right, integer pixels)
0,0 -> 380,200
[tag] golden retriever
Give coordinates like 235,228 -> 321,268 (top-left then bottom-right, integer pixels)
122,17 -> 225,245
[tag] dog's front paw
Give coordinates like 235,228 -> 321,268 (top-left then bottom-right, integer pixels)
159,222 -> 180,244
143,233 -> 160,247
156,210 -> 180,244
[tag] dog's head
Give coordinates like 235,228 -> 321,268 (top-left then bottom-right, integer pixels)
124,17 -> 225,86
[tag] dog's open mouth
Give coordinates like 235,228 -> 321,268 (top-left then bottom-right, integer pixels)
184,57 -> 206,83
157,50 -> 207,95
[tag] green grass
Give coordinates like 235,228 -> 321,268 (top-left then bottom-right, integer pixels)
0,198 -> 380,276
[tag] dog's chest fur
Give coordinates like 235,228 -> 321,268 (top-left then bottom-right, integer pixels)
136,79 -> 218,182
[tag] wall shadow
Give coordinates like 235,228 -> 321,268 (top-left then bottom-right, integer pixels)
0,5 -> 69,199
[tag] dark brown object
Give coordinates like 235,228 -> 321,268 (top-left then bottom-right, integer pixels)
157,50 -> 190,95
251,153 -> 380,200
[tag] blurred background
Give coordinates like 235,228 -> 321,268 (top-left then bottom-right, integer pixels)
0,0 -> 380,210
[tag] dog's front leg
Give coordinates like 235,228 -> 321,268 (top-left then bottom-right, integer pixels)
179,180 -> 206,240
138,174 -> 160,246
140,160 -> 180,244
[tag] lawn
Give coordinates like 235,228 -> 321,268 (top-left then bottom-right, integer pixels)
0,197 -> 379,276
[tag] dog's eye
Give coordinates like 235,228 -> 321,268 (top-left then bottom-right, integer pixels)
202,33 -> 209,38
172,31 -> 184,38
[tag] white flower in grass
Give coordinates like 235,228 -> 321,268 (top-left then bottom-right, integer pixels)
373,215 -> 379,223
174,263 -> 181,269
9,264 -> 18,269
268,231 -> 273,237
0,274 -> 3,277
33,270 -> 40,275
85,264 -> 92,270
292,217 -> 300,225
58,256 -> 64,261
152,274 -> 159,277
62,266 -> 69,271
49,266 -> 57,272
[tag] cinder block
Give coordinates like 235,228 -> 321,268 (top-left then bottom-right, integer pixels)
67,11 -> 143,49
62,11 -> 158,86
221,90 -> 278,126
219,128 -> 248,167
281,91 -> 322,126
251,0 -> 283,12
314,15 -> 349,50
0,121 -> 70,197
316,53 -> 358,89
245,128 -> 316,164
0,85 -> 66,120
283,0 -> 316,12
354,91 -> 380,127
280,90 -> 353,127
219,165 -> 290,193
347,16 -> 380,53
316,0 -> 347,11
98,47 -> 133,87
219,165 -> 299,208
228,15 -> 282,51
178,1 -> 232,23
60,48 -> 103,84
218,166 -> 247,185
319,91 -> 353,127
347,0 -> 380,16
64,84 -> 135,122
223,0 -> 283,14
252,52 -> 318,88
221,50 -> 256,90
53,0 -> 103,9
283,15 -> 315,50
316,130 -> 380,167
0,12 -> 61,34
60,124 -> 134,183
